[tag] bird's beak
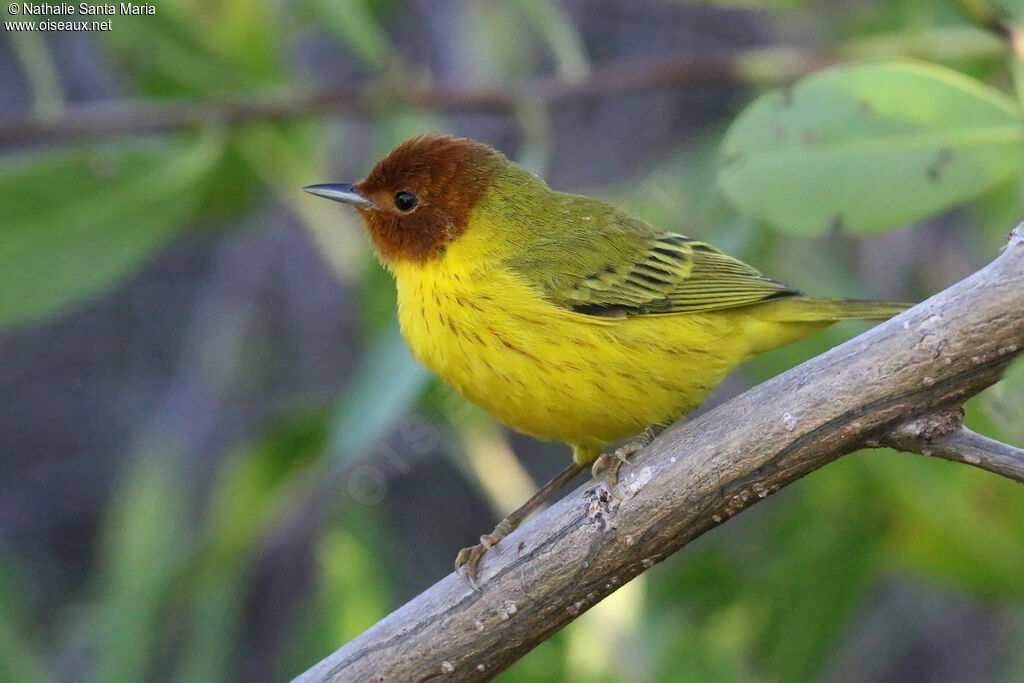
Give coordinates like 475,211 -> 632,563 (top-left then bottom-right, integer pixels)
303,183 -> 377,209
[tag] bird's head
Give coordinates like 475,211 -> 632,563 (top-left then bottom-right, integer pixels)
305,134 -> 506,265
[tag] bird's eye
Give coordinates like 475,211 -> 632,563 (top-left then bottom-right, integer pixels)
394,191 -> 418,212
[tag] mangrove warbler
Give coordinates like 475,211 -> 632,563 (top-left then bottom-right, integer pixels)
305,134 -> 907,584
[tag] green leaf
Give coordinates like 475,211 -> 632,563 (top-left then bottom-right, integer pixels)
0,132 -> 222,331
327,322 -> 431,466
173,414 -> 330,682
867,451 -> 1024,597
720,60 -> 1024,235
0,613 -> 46,683
171,575 -> 245,683
99,0 -> 284,94
0,549 -> 46,683
511,0 -> 589,82
314,0 -> 394,70
981,357 -> 1024,445
759,463 -> 882,680
996,0 -> 1024,21
92,452 -> 187,682
201,413 -> 329,570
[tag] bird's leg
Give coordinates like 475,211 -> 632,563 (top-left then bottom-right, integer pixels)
455,460 -> 586,590
590,425 -> 664,484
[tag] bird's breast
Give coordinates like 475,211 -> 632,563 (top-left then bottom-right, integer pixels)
392,261 -> 558,401
389,258 -> 740,450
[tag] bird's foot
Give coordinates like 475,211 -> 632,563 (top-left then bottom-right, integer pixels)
453,461 -> 587,590
590,426 -> 660,484
455,532 -> 503,591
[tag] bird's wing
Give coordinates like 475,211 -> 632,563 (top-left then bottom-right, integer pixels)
504,202 -> 798,318
554,234 -> 798,317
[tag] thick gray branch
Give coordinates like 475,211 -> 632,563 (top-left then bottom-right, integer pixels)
295,224 -> 1024,682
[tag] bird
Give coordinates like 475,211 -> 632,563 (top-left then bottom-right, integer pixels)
304,133 -> 908,586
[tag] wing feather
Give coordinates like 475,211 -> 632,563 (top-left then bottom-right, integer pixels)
501,192 -> 799,319
526,233 -> 797,318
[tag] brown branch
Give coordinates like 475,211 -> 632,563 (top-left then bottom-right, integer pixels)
0,50 -> 830,148
955,0 -> 1024,58
882,411 -> 1024,483
292,222 -> 1024,682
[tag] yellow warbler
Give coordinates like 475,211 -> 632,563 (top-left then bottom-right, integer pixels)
305,134 -> 907,584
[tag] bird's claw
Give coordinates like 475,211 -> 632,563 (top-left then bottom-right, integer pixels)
590,449 -> 630,484
455,533 -> 501,591
590,448 -> 631,484
590,426 -> 659,484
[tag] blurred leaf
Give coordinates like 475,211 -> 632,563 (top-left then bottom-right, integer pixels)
375,112 -> 448,155
93,452 -> 187,682
174,413 -> 331,681
233,122 -> 369,280
758,463 -> 882,680
513,99 -> 554,177
842,25 -> 1007,67
564,577 -> 645,682
171,574 -> 245,683
314,0 -> 394,70
327,322 -> 430,466
0,548 -> 45,683
495,635 -> 567,682
0,132 -> 222,331
357,259 -> 399,333
193,144 -> 266,219
201,412 -> 328,572
318,522 -> 391,640
720,60 -> 1024,235
192,0 -> 281,74
995,0 -> 1024,20
468,1 -> 538,82
980,357 -> 1024,444
6,28 -> 64,118
283,505 -> 393,679
870,451 -> 1024,596
613,131 -> 767,257
1004,611 -> 1024,681
684,0 -> 814,5
512,0 -> 590,82
643,455 -> 888,680
0,613 -> 45,683
100,0 -> 283,93
99,15 -> 243,94
972,174 -> 1024,251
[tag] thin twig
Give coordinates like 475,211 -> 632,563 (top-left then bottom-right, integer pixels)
883,411 -> 1024,483
0,49 -> 830,148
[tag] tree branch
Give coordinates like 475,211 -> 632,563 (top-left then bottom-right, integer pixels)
0,50 -> 830,148
955,0 -> 1024,59
881,411 -> 1024,483
294,223 -> 1024,682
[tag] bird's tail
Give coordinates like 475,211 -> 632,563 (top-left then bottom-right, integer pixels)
765,296 -> 912,322
742,296 -> 910,355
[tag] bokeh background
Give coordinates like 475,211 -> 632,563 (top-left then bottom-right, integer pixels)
2,1 -> 1024,681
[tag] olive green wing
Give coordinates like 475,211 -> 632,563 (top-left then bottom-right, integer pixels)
504,201 -> 798,318
558,234 -> 797,317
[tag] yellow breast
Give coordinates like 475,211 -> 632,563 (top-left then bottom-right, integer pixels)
391,244 -> 756,463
